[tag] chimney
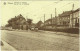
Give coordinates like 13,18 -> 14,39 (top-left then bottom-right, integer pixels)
15,16 -> 16,18
20,14 -> 22,16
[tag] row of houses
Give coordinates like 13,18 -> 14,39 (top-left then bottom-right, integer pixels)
6,8 -> 79,30
44,8 -> 79,28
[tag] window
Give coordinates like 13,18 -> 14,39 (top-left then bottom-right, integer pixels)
77,18 -> 79,23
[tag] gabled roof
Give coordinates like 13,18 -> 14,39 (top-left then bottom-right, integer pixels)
73,8 -> 80,13
16,14 -> 25,20
59,8 -> 79,17
59,11 -> 72,17
45,19 -> 52,23
45,17 -> 56,23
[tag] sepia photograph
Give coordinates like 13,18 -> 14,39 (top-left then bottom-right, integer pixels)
0,0 -> 79,51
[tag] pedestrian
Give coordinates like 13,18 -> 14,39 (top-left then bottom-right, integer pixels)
1,41 -> 4,46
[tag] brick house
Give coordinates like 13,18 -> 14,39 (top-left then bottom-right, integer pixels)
11,14 -> 28,30
44,17 -> 57,28
57,11 -> 72,27
17,14 -> 28,30
44,8 -> 79,28
57,8 -> 79,28
69,8 -> 79,28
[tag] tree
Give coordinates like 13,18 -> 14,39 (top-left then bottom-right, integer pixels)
5,24 -> 10,27
8,19 -> 13,26
7,14 -> 26,29
36,21 -> 43,28
27,19 -> 32,25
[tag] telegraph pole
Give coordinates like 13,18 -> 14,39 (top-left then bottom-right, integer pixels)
44,14 -> 45,30
72,4 -> 74,28
26,16 -> 27,21
55,8 -> 57,33
55,8 -> 57,18
51,14 -> 53,28
26,16 -> 28,31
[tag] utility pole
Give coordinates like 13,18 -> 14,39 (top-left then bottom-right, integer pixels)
51,14 -> 53,28
55,8 -> 57,18
40,17 -> 41,21
44,14 -> 45,30
26,16 -> 27,21
55,8 -> 57,33
72,4 -> 74,28
26,16 -> 28,31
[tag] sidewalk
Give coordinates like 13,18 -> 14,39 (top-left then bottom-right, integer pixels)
39,30 -> 79,37
1,40 -> 17,51
7,29 -> 79,37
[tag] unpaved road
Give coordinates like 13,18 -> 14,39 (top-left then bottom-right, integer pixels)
1,30 -> 79,51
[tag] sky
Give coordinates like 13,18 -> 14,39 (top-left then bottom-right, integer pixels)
0,0 -> 79,26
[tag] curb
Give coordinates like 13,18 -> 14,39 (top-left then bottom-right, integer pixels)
1,40 -> 17,51
39,30 -> 79,37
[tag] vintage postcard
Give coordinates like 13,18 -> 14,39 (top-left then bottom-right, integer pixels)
0,0 -> 79,51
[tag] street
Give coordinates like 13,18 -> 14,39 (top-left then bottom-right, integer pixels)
1,30 -> 79,51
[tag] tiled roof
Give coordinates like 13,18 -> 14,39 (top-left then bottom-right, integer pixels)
59,11 -> 72,17
59,8 -> 79,17
45,19 -> 52,23
73,8 -> 79,13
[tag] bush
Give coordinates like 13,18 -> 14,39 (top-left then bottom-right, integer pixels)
39,28 -> 79,34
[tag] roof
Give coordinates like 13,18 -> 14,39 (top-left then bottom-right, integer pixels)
59,8 -> 79,17
59,11 -> 72,17
45,19 -> 52,23
17,14 -> 25,20
73,8 -> 79,13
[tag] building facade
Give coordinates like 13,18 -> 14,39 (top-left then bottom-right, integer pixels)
57,8 -> 79,28
44,8 -> 79,28
11,14 -> 29,30
57,11 -> 72,27
69,8 -> 79,28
